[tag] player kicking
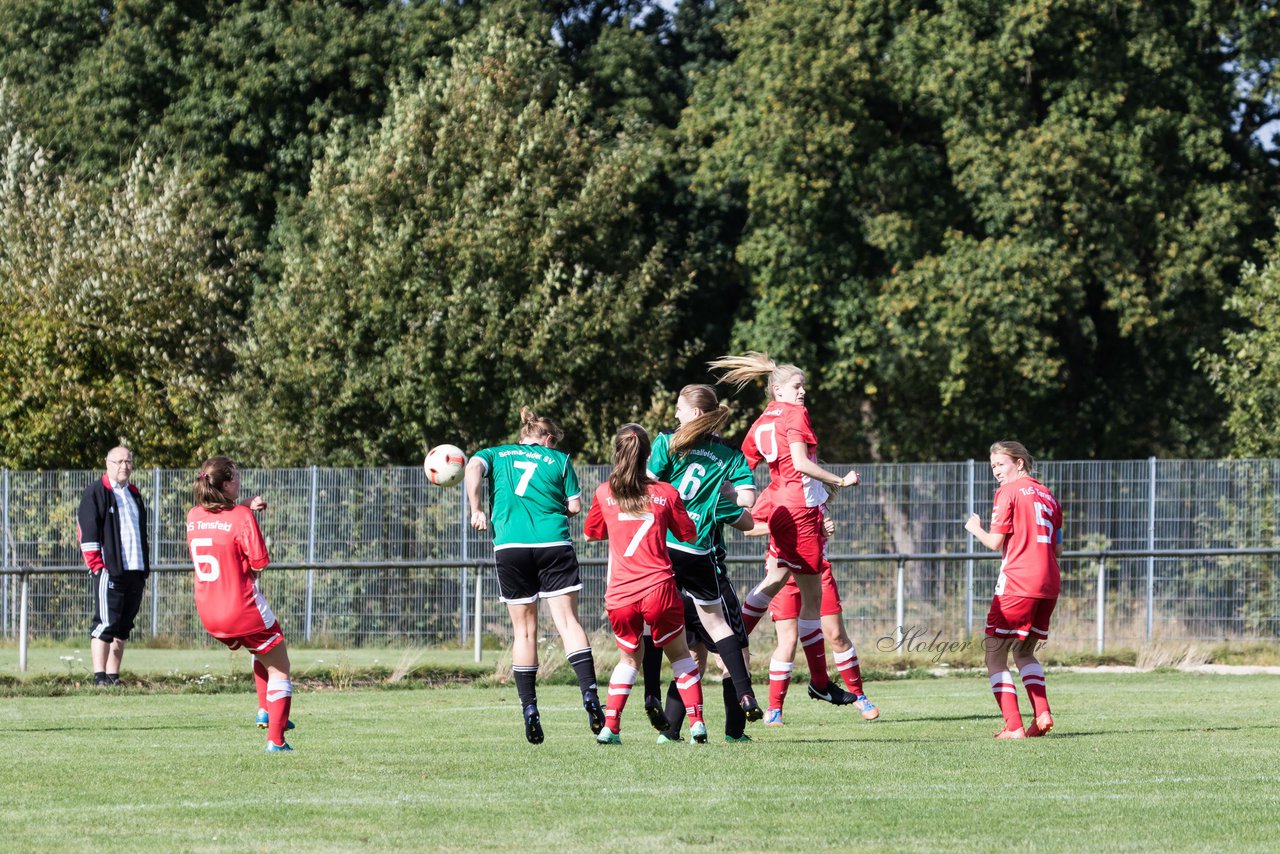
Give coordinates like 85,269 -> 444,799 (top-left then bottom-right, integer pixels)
965,440 -> 1063,739
465,407 -> 603,744
584,423 -> 708,745
187,456 -> 294,752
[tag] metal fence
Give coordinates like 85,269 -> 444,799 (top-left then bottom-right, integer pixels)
3,460 -> 1279,662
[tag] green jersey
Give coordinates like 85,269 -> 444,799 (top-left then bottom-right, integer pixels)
473,444 -> 581,549
647,431 -> 755,554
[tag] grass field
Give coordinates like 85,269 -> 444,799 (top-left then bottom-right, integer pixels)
1,671 -> 1276,852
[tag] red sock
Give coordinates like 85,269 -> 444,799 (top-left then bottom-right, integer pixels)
834,646 -> 864,695
1019,663 -> 1051,717
266,677 -> 292,745
253,659 -> 269,711
740,583 -> 774,635
605,663 -> 637,733
990,671 -> 1023,731
799,619 -> 830,690
768,658 -> 793,711
670,657 -> 704,725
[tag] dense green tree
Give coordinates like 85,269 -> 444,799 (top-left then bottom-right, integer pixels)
686,0 -> 1278,460
0,1 -> 477,251
0,88 -> 246,469
221,16 -> 687,465
1203,215 -> 1280,455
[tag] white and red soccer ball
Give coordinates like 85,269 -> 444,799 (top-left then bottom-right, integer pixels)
423,444 -> 467,487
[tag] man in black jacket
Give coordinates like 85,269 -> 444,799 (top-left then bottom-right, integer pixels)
77,447 -> 150,686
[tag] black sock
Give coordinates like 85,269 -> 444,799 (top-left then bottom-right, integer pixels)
566,648 -> 598,697
714,634 -> 754,700
513,664 -> 538,709
723,679 -> 746,738
664,678 -> 685,737
93,671 -> 107,684
642,635 -> 662,699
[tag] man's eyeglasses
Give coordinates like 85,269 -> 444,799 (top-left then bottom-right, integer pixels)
107,458 -> 134,467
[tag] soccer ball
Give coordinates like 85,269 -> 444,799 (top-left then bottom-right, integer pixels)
424,444 -> 467,487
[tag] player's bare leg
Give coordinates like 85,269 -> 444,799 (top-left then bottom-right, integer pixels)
545,592 -> 603,734
695,601 -> 760,720
661,635 -> 708,743
985,636 -> 1026,737
740,556 -> 791,634
1013,637 -> 1052,736
258,641 -> 294,750
767,618 -> 798,724
508,601 -> 544,744
824,614 -> 878,719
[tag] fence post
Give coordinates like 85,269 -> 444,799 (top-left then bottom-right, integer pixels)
2,468 -> 9,636
965,459 -> 975,636
1146,456 -> 1156,642
306,465 -> 318,643
895,556 -> 906,647
1096,558 -> 1106,656
473,568 -> 483,664
18,571 -> 28,673
151,467 -> 161,637
460,486 -> 470,646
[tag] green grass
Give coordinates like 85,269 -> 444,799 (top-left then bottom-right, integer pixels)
0,672 -> 1276,851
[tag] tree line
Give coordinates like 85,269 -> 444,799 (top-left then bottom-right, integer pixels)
1,0 -> 1277,469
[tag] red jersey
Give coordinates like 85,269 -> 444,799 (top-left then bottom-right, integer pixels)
989,477 -> 1063,598
186,505 -> 276,637
742,402 -> 828,509
583,481 -> 696,610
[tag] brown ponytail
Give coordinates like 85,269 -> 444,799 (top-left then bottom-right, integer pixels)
519,406 -> 564,445
609,423 -> 651,515
194,456 -> 238,512
669,384 -> 731,456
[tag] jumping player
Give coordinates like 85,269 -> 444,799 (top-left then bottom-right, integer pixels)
643,384 -> 761,729
747,493 -> 879,724
465,407 -> 603,745
965,440 -> 1063,739
186,456 -> 294,752
709,352 -> 861,707
584,423 -> 708,745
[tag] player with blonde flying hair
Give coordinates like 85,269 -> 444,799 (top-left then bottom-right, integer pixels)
708,352 -> 863,707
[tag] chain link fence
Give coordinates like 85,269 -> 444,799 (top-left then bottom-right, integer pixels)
3,460 -> 1278,660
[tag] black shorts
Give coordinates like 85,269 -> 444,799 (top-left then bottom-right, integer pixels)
670,549 -> 722,606
682,557 -> 749,653
495,546 -> 582,604
90,571 -> 146,643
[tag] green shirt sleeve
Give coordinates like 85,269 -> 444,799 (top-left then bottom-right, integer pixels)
647,432 -> 672,481
563,456 -> 581,501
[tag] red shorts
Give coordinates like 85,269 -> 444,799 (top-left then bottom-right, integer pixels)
211,622 -> 286,655
608,581 -> 684,654
770,560 -> 844,620
985,596 -> 1056,640
766,504 -> 823,575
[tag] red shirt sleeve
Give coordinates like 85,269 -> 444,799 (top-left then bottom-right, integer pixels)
742,425 -> 761,469
583,487 -> 608,540
239,510 -> 271,570
990,483 -> 1015,534
784,405 -> 818,446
